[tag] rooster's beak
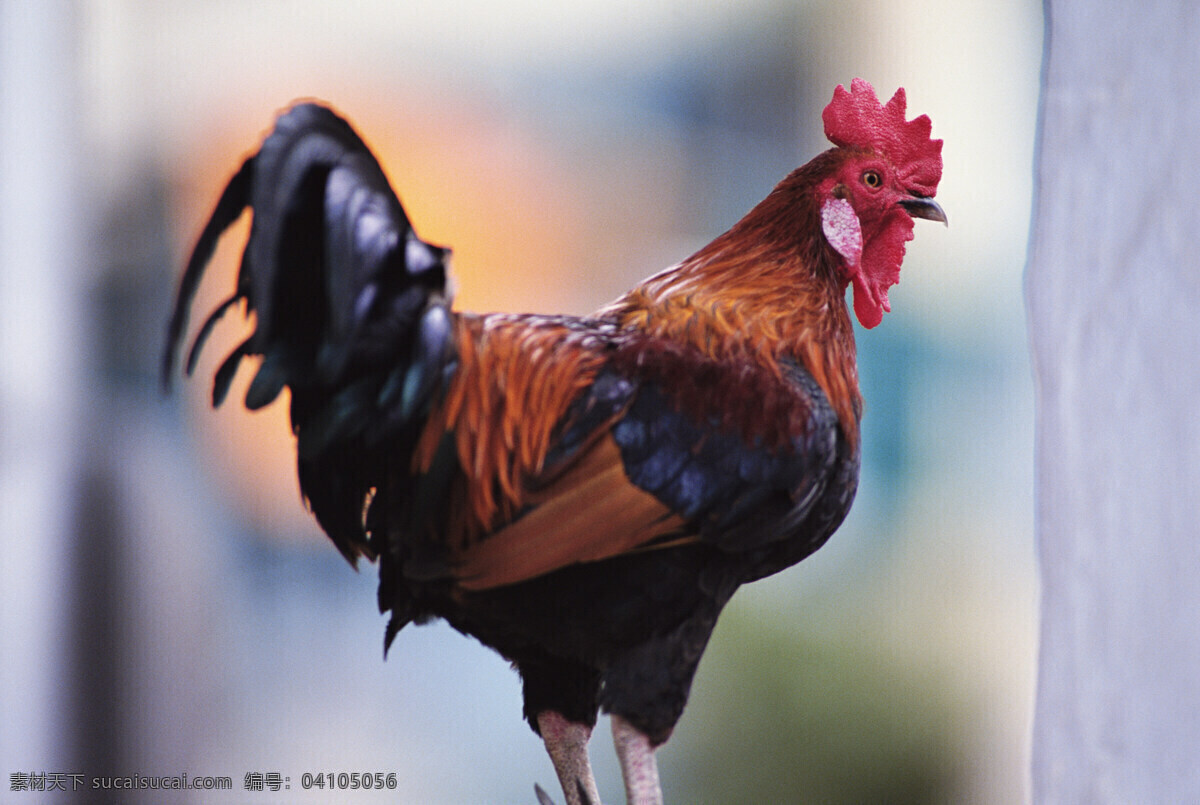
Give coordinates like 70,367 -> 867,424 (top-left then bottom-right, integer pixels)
900,196 -> 948,226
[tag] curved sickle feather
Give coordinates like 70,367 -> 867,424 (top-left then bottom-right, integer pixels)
161,156 -> 253,391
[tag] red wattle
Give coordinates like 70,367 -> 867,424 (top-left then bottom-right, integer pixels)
852,274 -> 883,329
850,206 -> 913,329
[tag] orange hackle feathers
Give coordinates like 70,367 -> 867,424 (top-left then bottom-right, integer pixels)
414,314 -> 610,546
599,152 -> 862,443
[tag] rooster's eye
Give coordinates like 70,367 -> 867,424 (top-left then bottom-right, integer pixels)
862,170 -> 882,189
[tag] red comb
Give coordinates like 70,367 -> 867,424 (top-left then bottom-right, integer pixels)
822,78 -> 942,197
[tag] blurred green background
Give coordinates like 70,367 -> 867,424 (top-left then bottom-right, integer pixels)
1,1 -> 1042,802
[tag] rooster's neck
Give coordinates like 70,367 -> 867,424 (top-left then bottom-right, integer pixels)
602,215 -> 862,440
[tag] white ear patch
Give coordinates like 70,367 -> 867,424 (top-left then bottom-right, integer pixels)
821,197 -> 863,268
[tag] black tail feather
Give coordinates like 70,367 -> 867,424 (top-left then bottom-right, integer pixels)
163,101 -> 457,570
184,293 -> 241,376
162,155 -> 254,391
212,337 -> 252,408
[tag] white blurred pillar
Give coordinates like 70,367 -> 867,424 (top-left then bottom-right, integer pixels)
0,0 -> 84,776
1027,1 -> 1200,800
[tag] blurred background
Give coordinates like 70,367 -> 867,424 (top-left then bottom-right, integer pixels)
0,1 -> 1042,802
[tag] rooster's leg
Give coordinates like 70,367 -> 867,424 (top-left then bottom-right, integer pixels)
611,715 -> 663,805
537,710 -> 601,805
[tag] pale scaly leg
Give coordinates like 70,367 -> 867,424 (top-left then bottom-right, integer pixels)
611,715 -> 663,805
537,710 -> 601,805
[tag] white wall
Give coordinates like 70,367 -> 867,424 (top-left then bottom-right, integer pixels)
0,0 -> 85,777
1027,1 -> 1200,799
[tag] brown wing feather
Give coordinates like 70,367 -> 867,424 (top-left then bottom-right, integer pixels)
451,436 -> 688,591
412,313 -> 610,545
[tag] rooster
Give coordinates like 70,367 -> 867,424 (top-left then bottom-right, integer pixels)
164,78 -> 944,805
